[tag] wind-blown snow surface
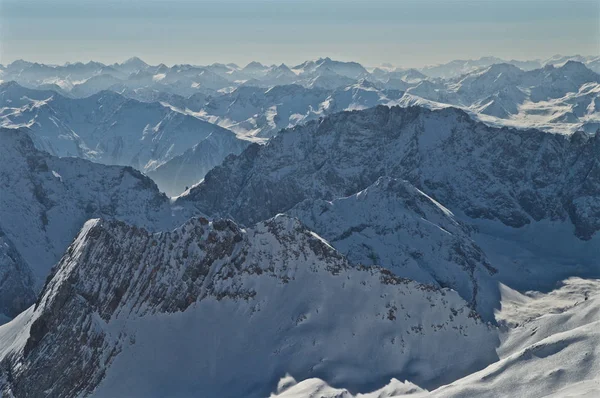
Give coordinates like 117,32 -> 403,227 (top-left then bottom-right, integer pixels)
0,216 -> 498,398
272,277 -> 600,398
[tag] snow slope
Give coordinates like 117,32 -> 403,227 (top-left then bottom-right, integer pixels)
272,277 -> 600,398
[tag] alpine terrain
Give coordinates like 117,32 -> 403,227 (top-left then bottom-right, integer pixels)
0,52 -> 599,398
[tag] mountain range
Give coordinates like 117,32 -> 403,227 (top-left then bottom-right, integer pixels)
0,215 -> 498,397
3,55 -> 600,143
0,56 -> 599,397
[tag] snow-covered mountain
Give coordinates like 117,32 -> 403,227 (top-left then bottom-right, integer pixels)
288,177 -> 499,319
2,55 -> 600,397
0,127 -> 189,318
259,64 -> 299,86
191,82 -> 404,138
181,105 -> 600,240
4,56 -> 600,135
0,57 -> 373,100
0,82 -> 240,174
417,61 -> 600,108
418,56 -> 543,79
543,54 -> 600,74
191,84 -> 329,137
272,277 -> 600,398
0,215 -> 498,398
179,105 -> 600,320
111,56 -> 149,75
293,57 -> 369,80
370,68 -> 428,86
401,61 -> 600,133
236,61 -> 271,79
147,130 -> 251,196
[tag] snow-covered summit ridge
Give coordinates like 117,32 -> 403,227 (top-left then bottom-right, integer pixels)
181,105 -> 600,240
0,214 -> 498,397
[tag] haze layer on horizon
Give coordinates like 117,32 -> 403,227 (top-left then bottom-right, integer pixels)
1,0 -> 598,68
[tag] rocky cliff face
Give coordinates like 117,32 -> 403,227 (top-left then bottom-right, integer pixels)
0,228 -> 35,320
0,215 -> 498,398
180,105 -> 600,240
0,128 -> 188,316
175,105 -> 600,319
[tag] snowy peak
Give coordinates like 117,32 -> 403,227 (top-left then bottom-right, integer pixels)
452,63 -> 524,101
0,81 -> 56,107
314,58 -> 369,79
181,105 -> 600,240
289,176 -> 500,319
420,56 -> 541,79
260,63 -> 298,85
266,63 -> 296,77
0,214 -> 498,397
391,68 -> 428,83
242,61 -> 268,71
291,57 -> 369,80
482,62 -> 523,76
554,60 -> 599,81
120,56 -> 149,69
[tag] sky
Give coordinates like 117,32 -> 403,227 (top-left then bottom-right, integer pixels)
1,0 -> 598,68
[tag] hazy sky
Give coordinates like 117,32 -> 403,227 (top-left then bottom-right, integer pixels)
1,0 -> 598,68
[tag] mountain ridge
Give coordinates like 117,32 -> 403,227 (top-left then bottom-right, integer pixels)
0,214 -> 498,397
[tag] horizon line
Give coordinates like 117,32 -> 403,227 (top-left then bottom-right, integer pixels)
1,54 -> 598,70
